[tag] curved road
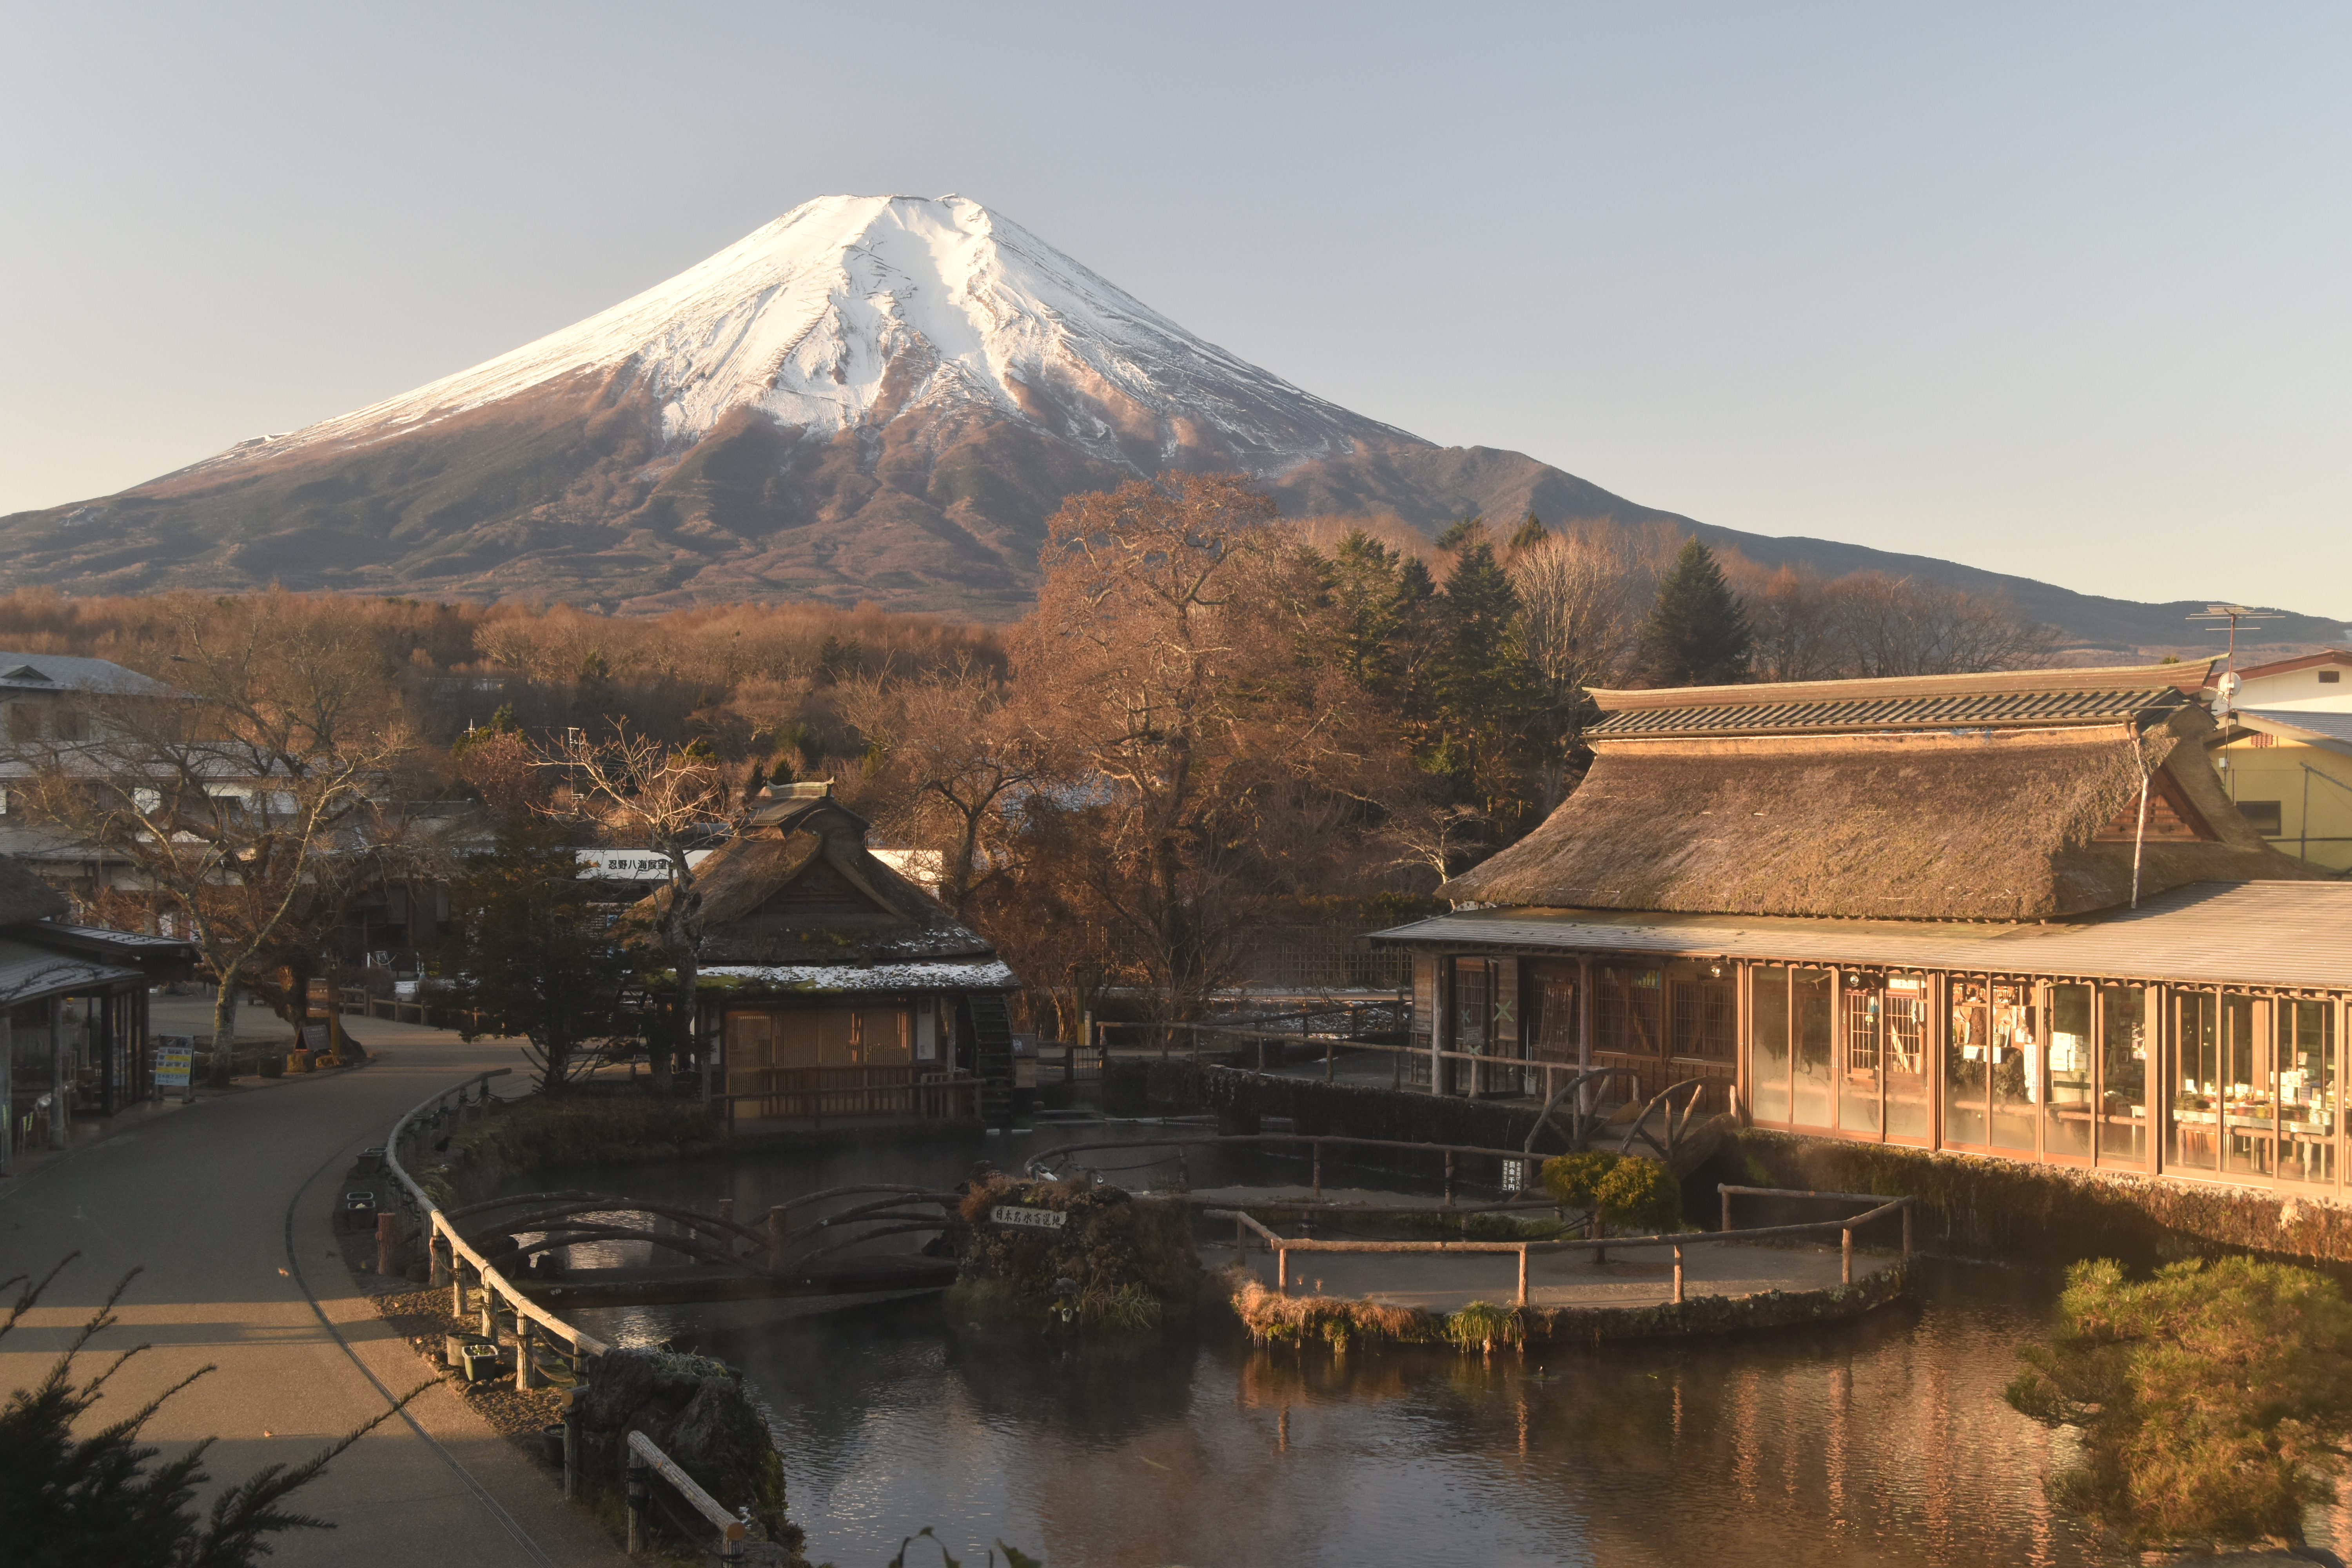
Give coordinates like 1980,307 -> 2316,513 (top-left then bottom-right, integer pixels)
0,1020 -> 627,1568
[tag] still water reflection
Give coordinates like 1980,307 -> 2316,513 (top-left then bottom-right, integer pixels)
521,1143 -> 2352,1567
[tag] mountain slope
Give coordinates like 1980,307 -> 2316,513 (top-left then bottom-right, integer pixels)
0,194 -> 2339,646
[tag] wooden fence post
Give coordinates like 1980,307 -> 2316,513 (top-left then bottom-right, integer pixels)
1672,1242 -> 1684,1305
1841,1225 -> 1853,1286
1902,1201 -> 1914,1258
1312,1142 -> 1323,1203
375,1212 -> 399,1278
1516,1245 -> 1529,1307
561,1392 -> 580,1501
625,1454 -> 647,1555
1277,1246 -> 1288,1295
765,1206 -> 786,1272
517,1319 -> 541,1388
1720,1188 -> 1733,1233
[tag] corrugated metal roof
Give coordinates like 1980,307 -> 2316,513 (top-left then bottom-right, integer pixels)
0,651 -> 176,697
2241,708 -> 2352,750
1372,881 -> 2352,992
1587,686 -> 2190,740
0,938 -> 140,1005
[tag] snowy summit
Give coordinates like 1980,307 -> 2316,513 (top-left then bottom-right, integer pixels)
249,194 -> 1399,474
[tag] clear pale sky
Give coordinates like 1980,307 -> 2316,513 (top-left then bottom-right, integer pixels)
4,3 -> 2344,612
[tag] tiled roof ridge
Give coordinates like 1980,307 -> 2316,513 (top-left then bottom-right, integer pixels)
1589,685 -> 2190,738
1590,660 -> 2213,714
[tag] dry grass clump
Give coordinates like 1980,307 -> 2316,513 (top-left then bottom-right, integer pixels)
1229,1273 -> 1439,1351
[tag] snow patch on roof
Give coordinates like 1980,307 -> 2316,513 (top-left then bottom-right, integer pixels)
703,958 -> 1017,993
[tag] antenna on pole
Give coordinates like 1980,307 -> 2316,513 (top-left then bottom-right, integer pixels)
2187,604 -> 2284,718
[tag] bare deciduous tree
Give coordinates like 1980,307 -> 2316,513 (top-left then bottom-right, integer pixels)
1010,472 -> 1381,1020
8,595 -> 415,1072
834,655 -> 1047,918
539,725 -> 754,1091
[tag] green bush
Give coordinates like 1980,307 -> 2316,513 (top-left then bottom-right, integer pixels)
1595,1158 -> 1681,1234
2007,1255 -> 2352,1550
1539,1152 -> 1681,1234
1541,1151 -> 1617,1212
2,1256 -> 411,1566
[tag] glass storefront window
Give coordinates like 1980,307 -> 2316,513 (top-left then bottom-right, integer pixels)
2171,993 -> 2220,1171
1839,980 -> 1881,1135
2099,986 -> 2149,1166
2046,984 -> 2094,1159
1668,965 -> 1735,1060
1751,966 -> 1791,1122
1453,960 -> 1490,1052
2219,994 -> 2267,1178
1947,980 -> 1989,1147
1884,977 -> 1931,1141
1595,966 -> 1662,1056
2279,1000 -> 2337,1186
1793,969 -> 1833,1128
1989,984 -> 2038,1152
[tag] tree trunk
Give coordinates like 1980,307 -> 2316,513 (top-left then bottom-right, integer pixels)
209,977 -> 240,1085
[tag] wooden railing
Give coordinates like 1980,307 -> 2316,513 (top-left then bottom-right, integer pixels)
715,1065 -> 976,1125
1208,1182 -> 1916,1307
383,1071 -> 611,1501
627,1430 -> 750,1561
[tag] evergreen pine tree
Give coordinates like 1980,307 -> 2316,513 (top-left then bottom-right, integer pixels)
1508,511 -> 1549,551
1435,515 -> 1487,552
1323,530 -> 1407,691
1428,540 -> 1538,818
1638,538 -> 1753,686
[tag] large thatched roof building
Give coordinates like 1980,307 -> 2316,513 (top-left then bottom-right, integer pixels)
636,784 -> 1015,1124
1443,662 -> 2314,921
1375,663 -> 2352,1208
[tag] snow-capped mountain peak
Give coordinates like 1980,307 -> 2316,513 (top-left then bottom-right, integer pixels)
258,194 -> 1397,470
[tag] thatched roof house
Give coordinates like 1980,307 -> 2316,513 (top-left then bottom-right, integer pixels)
634,784 -> 1014,1123
1443,662 -> 2315,922
640,784 -> 1011,987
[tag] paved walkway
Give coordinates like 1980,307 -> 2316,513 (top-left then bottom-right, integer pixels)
0,1018 -> 628,1568
1230,1234 -> 1894,1312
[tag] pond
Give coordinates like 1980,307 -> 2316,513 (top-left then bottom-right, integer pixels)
507,1133 -> 2352,1567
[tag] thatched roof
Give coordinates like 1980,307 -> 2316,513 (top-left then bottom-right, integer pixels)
1445,706 -> 2319,921
0,855 -> 68,926
637,791 -> 1002,972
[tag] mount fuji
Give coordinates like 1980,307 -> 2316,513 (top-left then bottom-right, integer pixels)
0,194 -> 1686,617
4,194 -> 2341,649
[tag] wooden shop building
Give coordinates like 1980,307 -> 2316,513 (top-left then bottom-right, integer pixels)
639,784 -> 1016,1123
1375,664 -> 2352,1194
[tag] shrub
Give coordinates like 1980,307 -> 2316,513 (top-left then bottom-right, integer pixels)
2,1256 -> 415,1566
953,1176 -> 1199,1334
1541,1151 -> 1617,1212
2006,1256 -> 2352,1550
1595,1157 -> 1682,1234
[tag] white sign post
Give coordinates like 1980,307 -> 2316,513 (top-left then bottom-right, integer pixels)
154,1036 -> 195,1104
